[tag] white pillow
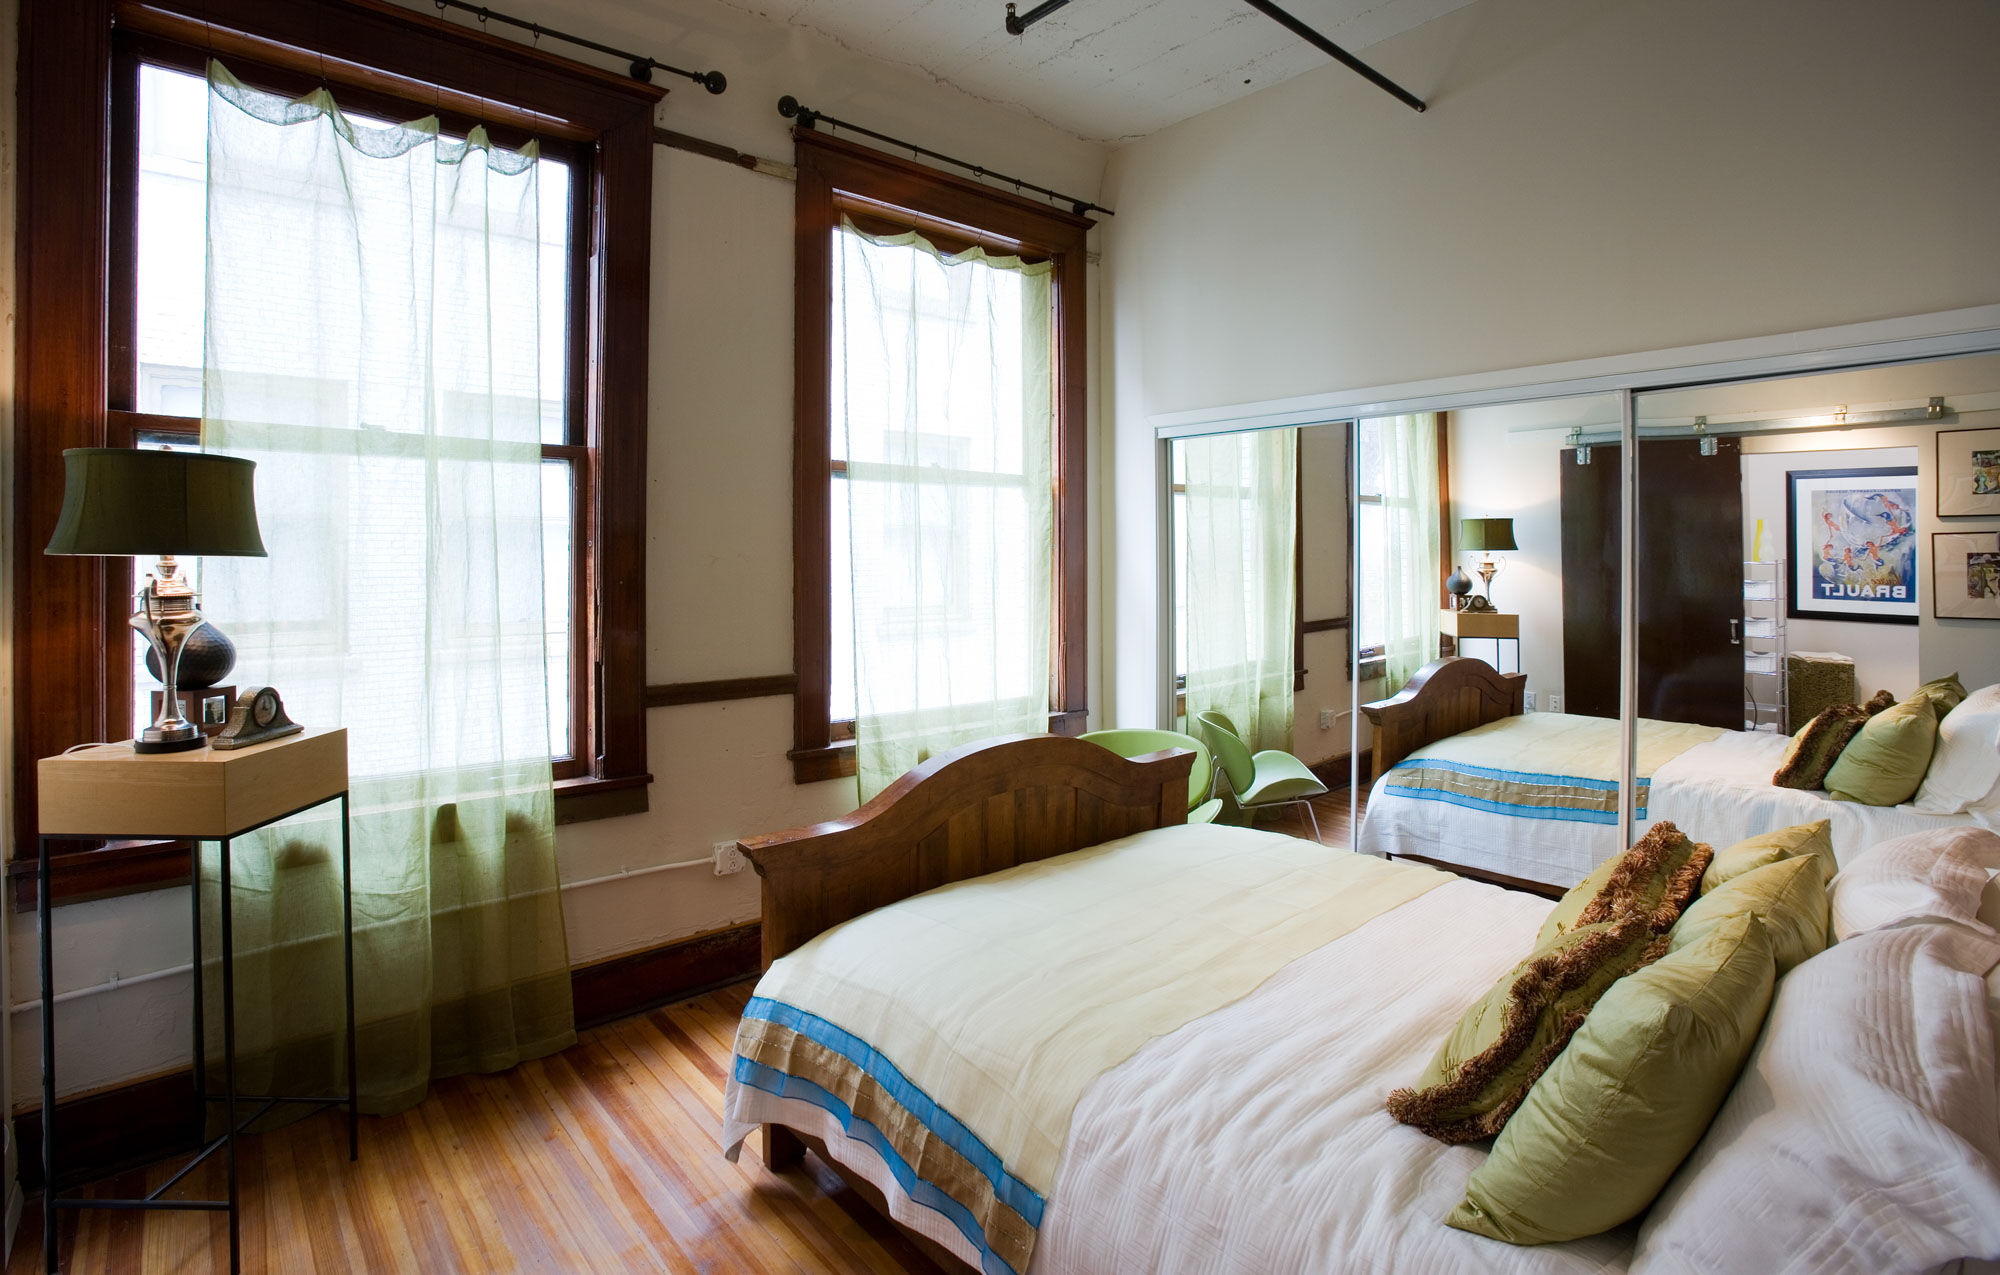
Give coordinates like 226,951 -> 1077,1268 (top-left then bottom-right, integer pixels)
1914,684 -> 2000,815
1829,826 -> 2000,942
1630,922 -> 2000,1275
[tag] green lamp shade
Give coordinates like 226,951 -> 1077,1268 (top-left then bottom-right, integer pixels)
44,447 -> 267,558
1459,517 -> 1517,553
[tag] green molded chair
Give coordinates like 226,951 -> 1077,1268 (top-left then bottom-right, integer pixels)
1079,729 -> 1224,825
1194,711 -> 1329,837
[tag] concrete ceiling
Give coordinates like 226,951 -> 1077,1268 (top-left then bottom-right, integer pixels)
710,0 -> 1476,143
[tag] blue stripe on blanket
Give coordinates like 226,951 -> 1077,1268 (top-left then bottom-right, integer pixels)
1385,758 -> 1651,822
734,1057 -> 1019,1275
741,996 -> 1046,1228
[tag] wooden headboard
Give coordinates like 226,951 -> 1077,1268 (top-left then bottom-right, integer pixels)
1361,657 -> 1527,778
737,733 -> 1193,967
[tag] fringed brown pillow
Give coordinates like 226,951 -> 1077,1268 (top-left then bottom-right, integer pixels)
1772,690 -> 1896,790
1536,822 -> 1713,947
1386,915 -> 1667,1144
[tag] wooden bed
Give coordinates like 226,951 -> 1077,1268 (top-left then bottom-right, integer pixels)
737,731 -> 1194,1171
1360,655 -> 1527,776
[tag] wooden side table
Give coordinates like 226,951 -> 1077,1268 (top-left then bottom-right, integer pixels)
34,728 -> 357,1274
1439,608 -> 1522,676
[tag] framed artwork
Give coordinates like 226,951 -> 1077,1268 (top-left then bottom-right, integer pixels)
1786,467 -> 1919,625
1932,531 -> 2000,620
1936,426 -> 2000,518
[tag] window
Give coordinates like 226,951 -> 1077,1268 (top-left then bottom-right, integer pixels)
789,132 -> 1091,783
14,0 -> 660,899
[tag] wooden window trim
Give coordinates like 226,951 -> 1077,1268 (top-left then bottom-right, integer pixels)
788,130 -> 1091,785
13,0 -> 660,904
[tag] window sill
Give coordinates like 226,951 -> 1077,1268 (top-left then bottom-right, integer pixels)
553,772 -> 653,824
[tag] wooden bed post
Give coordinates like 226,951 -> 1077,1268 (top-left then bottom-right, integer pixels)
1360,657 -> 1527,779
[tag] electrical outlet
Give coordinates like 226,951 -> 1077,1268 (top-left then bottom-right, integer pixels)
712,840 -> 746,876
1319,708 -> 1335,729
1523,692 -> 1536,711
1547,695 -> 1563,714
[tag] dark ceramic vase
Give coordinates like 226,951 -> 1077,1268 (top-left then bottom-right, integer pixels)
1445,565 -> 1475,605
145,621 -> 237,689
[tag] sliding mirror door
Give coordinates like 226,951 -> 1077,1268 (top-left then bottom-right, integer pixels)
1629,353 -> 2000,860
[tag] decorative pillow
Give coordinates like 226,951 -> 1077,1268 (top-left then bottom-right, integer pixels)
1386,916 -> 1664,1144
1447,914 -> 1777,1246
1630,923 -> 2000,1275
1702,820 -> 1833,894
1675,853 -> 1830,974
1827,825 -> 2000,942
1912,683 -> 2000,815
1824,693 -> 1939,806
1911,671 -> 1969,717
1537,822 -> 1712,946
1771,705 -> 1871,790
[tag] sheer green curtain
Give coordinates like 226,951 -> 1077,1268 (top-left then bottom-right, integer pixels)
198,63 -> 573,1115
834,218 -> 1054,802
1371,413 -> 1443,690
1183,429 -> 1298,751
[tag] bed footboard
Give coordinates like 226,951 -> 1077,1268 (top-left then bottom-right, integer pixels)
737,733 -> 1193,966
1361,657 -> 1526,779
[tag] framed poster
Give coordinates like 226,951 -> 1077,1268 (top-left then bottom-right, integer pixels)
1936,426 -> 2000,518
1786,467 -> 1919,625
1932,531 -> 2000,620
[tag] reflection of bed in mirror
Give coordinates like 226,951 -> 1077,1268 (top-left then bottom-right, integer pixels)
1357,657 -> 1981,891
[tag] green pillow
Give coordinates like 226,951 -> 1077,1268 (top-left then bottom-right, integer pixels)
1386,917 -> 1663,1143
1538,821 -> 1711,947
1676,853 -> 1829,974
1824,694 -> 1939,806
1912,672 -> 1968,717
1447,913 -> 1776,1245
1702,820 -> 1833,894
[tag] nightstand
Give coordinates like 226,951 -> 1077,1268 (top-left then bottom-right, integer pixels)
34,728 -> 357,1274
1439,608 -> 1521,675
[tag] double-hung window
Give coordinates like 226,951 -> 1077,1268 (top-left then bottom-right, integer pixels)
789,132 -> 1091,784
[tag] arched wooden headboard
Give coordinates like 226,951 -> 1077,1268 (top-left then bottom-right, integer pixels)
737,733 -> 1193,966
1361,657 -> 1527,778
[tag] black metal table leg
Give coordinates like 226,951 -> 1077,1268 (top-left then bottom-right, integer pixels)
40,836 -> 57,1275
220,836 -> 240,1275
191,849 -> 206,1146
342,792 -> 358,1160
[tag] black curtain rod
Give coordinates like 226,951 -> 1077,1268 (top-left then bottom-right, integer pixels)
430,0 -> 728,94
777,97 -> 1112,218
1004,0 -> 1426,114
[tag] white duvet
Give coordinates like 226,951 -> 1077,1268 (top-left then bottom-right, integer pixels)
1361,725 -> 1981,889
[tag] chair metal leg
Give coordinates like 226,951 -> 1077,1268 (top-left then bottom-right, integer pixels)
1302,798 -> 1322,841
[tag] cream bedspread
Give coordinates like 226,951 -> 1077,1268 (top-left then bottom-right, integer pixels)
722,824 -> 1450,1274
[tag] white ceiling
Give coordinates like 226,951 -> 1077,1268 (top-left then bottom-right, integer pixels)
710,0 -> 1476,143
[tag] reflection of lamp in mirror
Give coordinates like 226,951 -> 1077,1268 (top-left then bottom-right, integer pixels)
1459,517 -> 1517,609
44,447 -> 266,753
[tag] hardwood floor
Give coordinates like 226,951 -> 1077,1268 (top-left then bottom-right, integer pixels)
8,984 -> 947,1275
10,790 -> 1369,1274
1258,782 -> 1367,847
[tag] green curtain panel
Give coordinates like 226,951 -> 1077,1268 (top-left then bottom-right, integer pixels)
1369,413 -> 1442,691
197,62 -> 574,1117
1183,429 -> 1299,752
834,218 -> 1055,802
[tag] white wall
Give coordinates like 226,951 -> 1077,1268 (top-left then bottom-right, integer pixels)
1099,0 -> 2000,725
12,0 -> 1109,1101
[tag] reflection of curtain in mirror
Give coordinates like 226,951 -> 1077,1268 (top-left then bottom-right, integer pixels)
834,218 -> 1054,802
1375,413 -> 1442,690
1183,429 -> 1298,752
200,62 -> 573,1117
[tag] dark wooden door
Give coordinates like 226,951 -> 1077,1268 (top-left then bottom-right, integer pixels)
1560,438 -> 1745,728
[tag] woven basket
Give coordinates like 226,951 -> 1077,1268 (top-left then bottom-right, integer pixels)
1786,653 -> 1857,732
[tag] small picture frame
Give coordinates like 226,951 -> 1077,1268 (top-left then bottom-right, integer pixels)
1932,531 -> 2000,621
1936,425 -> 2000,518
1786,467 -> 1919,625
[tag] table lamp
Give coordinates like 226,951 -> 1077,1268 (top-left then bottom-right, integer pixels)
1458,517 -> 1517,608
45,447 -> 266,753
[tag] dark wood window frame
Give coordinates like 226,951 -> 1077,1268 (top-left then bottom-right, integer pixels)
787,130 -> 1092,785
13,0 -> 660,907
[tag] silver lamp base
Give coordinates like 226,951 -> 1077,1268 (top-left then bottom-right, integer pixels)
131,556 -> 210,754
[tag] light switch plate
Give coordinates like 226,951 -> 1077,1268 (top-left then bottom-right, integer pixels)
1523,692 -> 1536,711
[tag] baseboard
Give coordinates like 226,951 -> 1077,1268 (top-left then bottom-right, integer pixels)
569,922 -> 763,1031
14,925 -> 765,1194
1308,749 -> 1372,790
